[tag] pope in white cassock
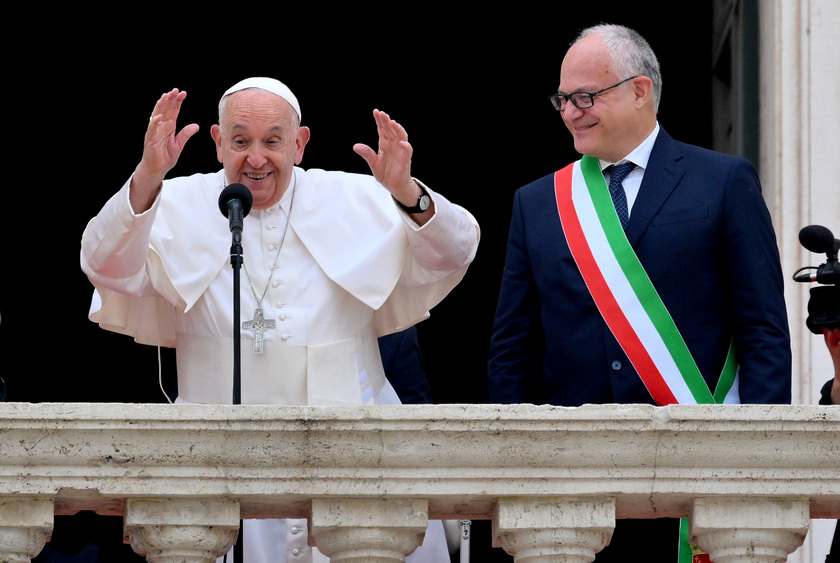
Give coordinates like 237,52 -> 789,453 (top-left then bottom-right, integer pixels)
80,77 -> 480,562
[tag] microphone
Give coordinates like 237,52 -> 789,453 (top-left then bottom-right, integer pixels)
798,224 -> 839,256
218,183 -> 253,235
793,225 -> 840,284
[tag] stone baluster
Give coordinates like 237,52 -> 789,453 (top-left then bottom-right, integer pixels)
0,498 -> 53,563
492,497 -> 615,563
310,498 -> 429,563
690,497 -> 810,563
124,498 -> 240,563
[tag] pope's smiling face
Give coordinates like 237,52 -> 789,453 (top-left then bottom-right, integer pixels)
211,89 -> 310,210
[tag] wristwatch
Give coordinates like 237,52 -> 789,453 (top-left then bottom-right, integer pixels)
396,186 -> 431,214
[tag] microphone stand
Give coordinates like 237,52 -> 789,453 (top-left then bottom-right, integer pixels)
230,229 -> 243,406
220,184 -> 252,407
230,228 -> 245,563
219,185 -> 252,563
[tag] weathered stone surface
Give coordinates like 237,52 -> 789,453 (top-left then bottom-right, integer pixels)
0,403 -> 837,520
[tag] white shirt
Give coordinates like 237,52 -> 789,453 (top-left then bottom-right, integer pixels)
600,122 -> 661,214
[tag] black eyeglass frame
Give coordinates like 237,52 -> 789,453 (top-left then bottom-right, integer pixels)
549,75 -> 640,111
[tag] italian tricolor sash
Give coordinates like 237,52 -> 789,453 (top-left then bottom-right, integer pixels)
554,156 -> 739,563
553,156 -> 739,406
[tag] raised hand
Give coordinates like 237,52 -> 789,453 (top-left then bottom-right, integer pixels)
353,109 -> 422,207
130,89 -> 200,212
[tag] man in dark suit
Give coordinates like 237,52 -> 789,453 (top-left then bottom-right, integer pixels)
488,24 -> 791,562
820,323 -> 840,563
379,326 -> 434,404
811,286 -> 839,563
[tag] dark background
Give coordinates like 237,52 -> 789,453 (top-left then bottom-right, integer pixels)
3,6 -> 716,562
1,6 -> 714,407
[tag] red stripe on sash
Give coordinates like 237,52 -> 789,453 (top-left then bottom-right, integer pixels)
554,165 -> 678,405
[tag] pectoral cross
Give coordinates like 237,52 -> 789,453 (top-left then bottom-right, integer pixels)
242,308 -> 275,354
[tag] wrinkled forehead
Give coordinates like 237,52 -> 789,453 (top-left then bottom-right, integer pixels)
559,35 -> 615,91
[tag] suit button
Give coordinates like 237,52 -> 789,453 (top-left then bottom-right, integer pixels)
611,360 -> 623,371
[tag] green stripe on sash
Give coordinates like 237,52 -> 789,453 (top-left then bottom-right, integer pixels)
580,155 -> 718,404
713,343 -> 739,404
579,156 -> 738,563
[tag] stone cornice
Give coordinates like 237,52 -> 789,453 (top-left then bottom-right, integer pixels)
1,403 -> 837,521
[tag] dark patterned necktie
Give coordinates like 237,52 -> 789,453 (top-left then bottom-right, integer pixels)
607,162 -> 635,229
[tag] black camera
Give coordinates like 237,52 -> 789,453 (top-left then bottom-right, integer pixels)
793,225 -> 840,334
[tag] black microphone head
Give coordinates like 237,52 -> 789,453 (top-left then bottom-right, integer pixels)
799,224 -> 836,254
218,183 -> 254,218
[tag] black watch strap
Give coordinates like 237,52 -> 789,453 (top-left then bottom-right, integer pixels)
396,185 -> 432,214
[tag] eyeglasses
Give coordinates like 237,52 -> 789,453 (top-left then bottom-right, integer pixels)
549,76 -> 640,111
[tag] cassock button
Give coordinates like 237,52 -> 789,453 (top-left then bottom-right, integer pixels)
611,360 -> 623,371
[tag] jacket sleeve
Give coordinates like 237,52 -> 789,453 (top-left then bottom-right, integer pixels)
487,189 -> 543,404
80,178 -> 183,346
720,157 -> 792,404
372,185 -> 480,337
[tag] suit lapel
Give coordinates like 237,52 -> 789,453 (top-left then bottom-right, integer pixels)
625,128 -> 686,246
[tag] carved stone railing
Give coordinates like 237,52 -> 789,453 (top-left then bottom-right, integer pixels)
0,403 -> 837,563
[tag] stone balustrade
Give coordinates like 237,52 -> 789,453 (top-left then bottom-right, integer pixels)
0,402 -> 837,563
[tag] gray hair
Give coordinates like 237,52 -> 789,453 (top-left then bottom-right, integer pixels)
574,24 -> 662,112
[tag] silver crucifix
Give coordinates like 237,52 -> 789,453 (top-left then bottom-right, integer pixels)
242,308 -> 276,354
